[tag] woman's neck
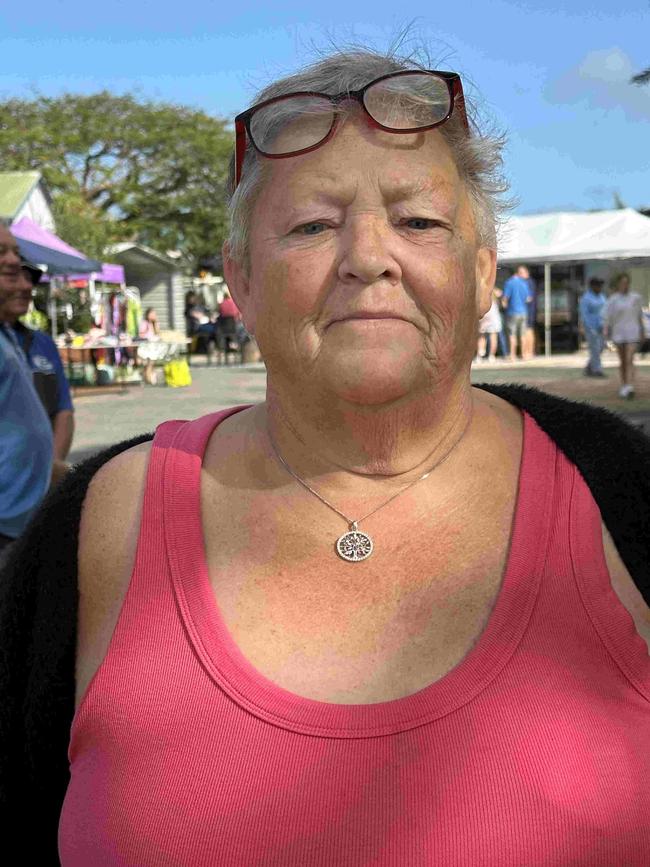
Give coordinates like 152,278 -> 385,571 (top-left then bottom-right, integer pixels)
262,376 -> 475,483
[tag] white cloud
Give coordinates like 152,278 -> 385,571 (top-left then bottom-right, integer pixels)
545,47 -> 650,120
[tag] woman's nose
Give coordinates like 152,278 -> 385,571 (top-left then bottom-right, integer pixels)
337,218 -> 402,286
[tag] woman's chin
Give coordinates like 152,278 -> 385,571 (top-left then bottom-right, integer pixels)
319,351 -> 426,407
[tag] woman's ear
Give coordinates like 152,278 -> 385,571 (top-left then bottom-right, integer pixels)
476,246 -> 497,317
223,241 -> 255,335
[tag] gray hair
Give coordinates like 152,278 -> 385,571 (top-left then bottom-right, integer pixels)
227,49 -> 510,266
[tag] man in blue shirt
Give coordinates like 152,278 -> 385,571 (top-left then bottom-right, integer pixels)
579,277 -> 607,377
0,224 -> 53,555
503,265 -> 533,361
13,263 -> 75,459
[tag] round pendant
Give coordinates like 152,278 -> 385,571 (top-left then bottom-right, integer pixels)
336,526 -> 374,562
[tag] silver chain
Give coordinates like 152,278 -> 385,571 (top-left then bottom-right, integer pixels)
267,407 -> 473,529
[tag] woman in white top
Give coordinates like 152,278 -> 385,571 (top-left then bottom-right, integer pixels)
604,273 -> 644,399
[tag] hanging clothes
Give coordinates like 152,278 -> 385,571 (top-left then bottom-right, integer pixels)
125,295 -> 142,339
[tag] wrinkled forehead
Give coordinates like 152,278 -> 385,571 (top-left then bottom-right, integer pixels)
260,117 -> 464,209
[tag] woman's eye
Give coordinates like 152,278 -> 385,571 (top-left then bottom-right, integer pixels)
404,217 -> 438,230
296,222 -> 328,236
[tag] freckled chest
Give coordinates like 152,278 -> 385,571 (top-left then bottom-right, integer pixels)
201,452 -> 518,704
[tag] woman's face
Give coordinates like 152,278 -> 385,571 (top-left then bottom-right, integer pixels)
226,116 -> 496,406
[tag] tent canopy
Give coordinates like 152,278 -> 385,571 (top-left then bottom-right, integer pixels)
65,263 -> 125,284
10,216 -> 101,274
498,208 -> 650,265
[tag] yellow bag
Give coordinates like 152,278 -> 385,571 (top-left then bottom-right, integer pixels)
164,358 -> 192,388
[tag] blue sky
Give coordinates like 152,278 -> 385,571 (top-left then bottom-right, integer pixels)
1,0 -> 648,214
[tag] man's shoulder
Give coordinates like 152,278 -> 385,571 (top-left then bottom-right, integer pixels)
0,329 -> 34,398
28,328 -> 59,356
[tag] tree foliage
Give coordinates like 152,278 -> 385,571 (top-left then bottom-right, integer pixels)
50,191 -> 121,260
0,92 -> 233,267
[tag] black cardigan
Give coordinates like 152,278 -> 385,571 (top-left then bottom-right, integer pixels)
1,385 -> 649,865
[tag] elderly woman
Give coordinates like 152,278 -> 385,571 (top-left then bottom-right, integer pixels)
2,49 -> 650,866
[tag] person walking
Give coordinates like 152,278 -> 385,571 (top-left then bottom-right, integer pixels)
502,265 -> 533,361
603,273 -> 644,399
579,277 -> 607,378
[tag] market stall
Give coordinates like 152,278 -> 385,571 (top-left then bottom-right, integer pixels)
10,219 -> 188,388
499,208 -> 650,356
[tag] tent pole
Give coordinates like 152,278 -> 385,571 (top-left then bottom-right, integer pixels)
544,262 -> 551,359
49,277 -> 58,340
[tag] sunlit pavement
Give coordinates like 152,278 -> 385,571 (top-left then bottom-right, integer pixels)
68,363 -> 268,463
68,351 -> 650,464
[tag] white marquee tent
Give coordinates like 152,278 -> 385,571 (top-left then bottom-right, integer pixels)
498,209 -> 650,355
499,208 -> 650,264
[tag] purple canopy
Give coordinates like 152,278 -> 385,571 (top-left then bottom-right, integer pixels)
66,263 -> 125,284
11,217 -> 101,273
12,217 -> 87,257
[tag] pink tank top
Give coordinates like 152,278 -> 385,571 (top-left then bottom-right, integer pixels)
59,408 -> 650,866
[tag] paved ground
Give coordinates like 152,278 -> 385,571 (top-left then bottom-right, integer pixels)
68,362 -> 268,463
68,350 -> 650,464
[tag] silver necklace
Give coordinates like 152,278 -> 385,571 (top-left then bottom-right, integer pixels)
267,410 -> 473,563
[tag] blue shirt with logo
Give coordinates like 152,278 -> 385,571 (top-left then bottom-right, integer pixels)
503,275 -> 531,316
15,325 -> 74,415
0,325 -> 53,538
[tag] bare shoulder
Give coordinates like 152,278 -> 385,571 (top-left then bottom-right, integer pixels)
602,523 -> 650,652
471,386 -> 523,446
79,441 -> 152,581
76,441 -> 152,708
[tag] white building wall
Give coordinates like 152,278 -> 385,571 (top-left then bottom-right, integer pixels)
14,184 -> 56,231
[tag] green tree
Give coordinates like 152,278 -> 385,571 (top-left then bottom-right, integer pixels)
51,191 -> 121,260
0,92 -> 233,267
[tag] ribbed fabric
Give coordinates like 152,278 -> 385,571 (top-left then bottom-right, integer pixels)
58,409 -> 650,866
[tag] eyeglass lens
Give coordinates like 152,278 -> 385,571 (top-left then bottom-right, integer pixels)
364,73 -> 451,130
248,73 -> 452,157
249,95 -> 336,156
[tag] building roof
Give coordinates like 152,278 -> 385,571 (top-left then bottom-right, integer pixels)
0,171 -> 45,221
108,242 -> 180,269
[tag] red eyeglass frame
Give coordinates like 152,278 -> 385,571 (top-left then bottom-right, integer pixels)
233,69 -> 468,188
